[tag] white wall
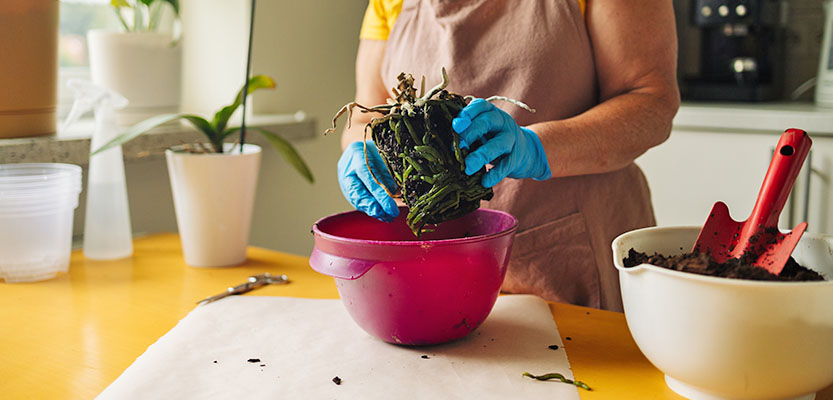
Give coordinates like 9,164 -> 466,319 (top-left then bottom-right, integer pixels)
247,0 -> 366,255
119,0 -> 366,256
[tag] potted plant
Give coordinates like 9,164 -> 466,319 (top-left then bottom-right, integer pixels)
87,0 -> 181,127
92,74 -> 314,267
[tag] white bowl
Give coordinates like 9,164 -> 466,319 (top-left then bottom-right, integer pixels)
612,226 -> 833,400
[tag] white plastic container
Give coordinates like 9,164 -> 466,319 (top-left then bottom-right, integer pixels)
0,207 -> 77,282
0,163 -> 82,283
612,226 -> 833,400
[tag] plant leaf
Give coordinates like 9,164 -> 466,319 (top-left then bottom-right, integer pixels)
112,2 -> 131,31
237,127 -> 314,183
522,372 -> 592,391
178,114 -> 217,140
90,113 -> 215,156
212,75 -> 276,135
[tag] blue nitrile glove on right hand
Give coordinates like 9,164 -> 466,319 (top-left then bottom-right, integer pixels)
452,98 -> 552,188
337,141 -> 399,222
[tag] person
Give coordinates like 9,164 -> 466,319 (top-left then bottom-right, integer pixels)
337,0 -> 680,311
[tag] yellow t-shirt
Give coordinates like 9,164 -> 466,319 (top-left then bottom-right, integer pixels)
359,0 -> 404,40
359,0 -> 587,41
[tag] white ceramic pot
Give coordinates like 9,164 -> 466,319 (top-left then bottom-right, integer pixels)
87,29 -> 181,127
612,226 -> 833,400
166,143 -> 261,267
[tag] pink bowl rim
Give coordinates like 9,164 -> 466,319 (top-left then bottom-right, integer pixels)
312,207 -> 519,247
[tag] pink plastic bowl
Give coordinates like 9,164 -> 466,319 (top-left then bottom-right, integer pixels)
310,207 -> 518,346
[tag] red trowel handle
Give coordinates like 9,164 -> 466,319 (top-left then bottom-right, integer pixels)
747,128 -> 812,229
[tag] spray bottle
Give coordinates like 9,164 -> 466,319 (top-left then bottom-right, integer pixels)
62,79 -> 133,259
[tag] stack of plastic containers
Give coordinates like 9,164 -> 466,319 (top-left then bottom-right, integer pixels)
0,163 -> 82,282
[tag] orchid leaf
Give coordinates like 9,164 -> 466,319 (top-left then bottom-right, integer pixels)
229,127 -> 314,183
90,113 -> 214,156
212,75 -> 276,135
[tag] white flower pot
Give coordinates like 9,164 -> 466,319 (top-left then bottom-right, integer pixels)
87,29 -> 181,127
165,144 -> 261,267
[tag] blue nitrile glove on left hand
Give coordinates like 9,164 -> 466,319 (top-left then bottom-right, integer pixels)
452,98 -> 552,188
337,141 -> 399,222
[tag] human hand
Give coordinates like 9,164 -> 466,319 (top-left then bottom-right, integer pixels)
337,141 -> 399,222
452,98 -> 552,188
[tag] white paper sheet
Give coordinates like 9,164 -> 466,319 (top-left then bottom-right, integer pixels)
97,294 -> 579,400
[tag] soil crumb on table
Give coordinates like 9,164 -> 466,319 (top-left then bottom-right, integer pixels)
623,249 -> 825,281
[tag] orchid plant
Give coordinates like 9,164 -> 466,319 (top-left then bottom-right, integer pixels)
91,74 -> 314,183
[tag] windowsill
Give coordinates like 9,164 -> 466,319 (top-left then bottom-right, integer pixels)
0,112 -> 316,165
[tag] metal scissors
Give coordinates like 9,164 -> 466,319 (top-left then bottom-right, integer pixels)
197,273 -> 289,305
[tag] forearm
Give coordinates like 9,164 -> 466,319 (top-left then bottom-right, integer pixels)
340,109 -> 376,149
530,85 -> 679,178
532,0 -> 680,179
341,39 -> 390,150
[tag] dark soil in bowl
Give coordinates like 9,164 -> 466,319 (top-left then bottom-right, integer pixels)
623,249 -> 825,282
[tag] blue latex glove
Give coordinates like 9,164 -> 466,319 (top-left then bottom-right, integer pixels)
452,98 -> 552,188
337,141 -> 399,222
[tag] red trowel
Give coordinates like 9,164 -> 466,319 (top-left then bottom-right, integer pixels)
693,128 -> 812,275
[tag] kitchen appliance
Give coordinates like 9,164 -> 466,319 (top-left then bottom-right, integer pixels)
682,0 -> 787,101
613,226 -> 833,400
693,129 -> 811,274
816,0 -> 833,107
310,207 -> 518,346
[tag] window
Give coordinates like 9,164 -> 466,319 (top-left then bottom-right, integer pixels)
57,0 -> 120,118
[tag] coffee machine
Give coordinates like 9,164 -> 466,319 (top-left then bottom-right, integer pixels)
682,0 -> 787,101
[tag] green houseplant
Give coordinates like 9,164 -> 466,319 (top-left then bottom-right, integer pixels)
110,0 -> 179,33
91,74 -> 313,181
93,74 -> 313,267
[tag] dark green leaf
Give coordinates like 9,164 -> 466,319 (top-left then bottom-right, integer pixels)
90,113 -> 214,156
212,75 -> 276,136
139,0 -> 154,7
522,372 -> 592,391
180,114 -> 219,143
236,127 -> 314,183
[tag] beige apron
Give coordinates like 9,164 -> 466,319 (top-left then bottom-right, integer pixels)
382,0 -> 655,311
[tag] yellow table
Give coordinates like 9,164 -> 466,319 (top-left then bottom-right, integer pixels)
1,233 -> 830,399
